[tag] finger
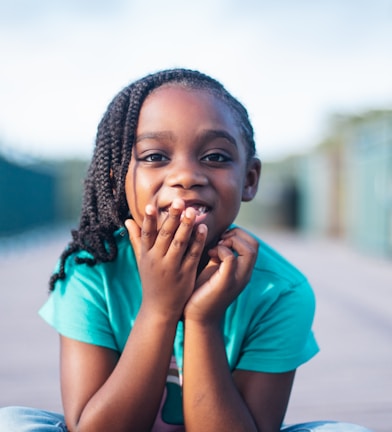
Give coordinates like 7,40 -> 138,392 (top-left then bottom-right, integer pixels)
182,222 -> 207,269
219,229 -> 258,258
219,236 -> 258,284
166,206 -> 197,259
140,204 -> 158,251
214,244 -> 237,269
155,199 -> 185,254
195,244 -> 236,292
195,242 -> 229,288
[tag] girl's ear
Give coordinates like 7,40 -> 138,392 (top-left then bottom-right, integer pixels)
242,157 -> 261,202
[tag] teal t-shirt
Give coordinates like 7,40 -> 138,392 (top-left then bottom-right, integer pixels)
39,226 -> 319,375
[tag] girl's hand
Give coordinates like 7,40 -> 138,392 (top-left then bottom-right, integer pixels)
125,199 -> 207,321
184,228 -> 258,325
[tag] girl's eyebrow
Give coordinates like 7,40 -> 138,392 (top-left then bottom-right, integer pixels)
198,129 -> 238,148
135,131 -> 174,143
135,129 -> 238,147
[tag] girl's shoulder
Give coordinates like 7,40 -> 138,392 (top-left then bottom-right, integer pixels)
56,226 -> 134,280
236,226 -> 308,287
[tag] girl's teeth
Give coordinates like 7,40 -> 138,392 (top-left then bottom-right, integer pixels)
162,205 -> 208,215
192,206 -> 207,215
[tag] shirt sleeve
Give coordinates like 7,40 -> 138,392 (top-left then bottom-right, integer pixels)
39,256 -> 118,351
236,278 -> 319,373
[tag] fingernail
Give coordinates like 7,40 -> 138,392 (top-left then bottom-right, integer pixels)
185,207 -> 194,218
172,199 -> 182,209
145,204 -> 154,215
197,224 -> 206,234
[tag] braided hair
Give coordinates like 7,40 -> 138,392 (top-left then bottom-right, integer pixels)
49,68 -> 257,291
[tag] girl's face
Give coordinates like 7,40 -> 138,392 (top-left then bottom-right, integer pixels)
125,85 -> 260,247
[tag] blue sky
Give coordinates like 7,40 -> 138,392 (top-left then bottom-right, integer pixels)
1,0 -> 392,161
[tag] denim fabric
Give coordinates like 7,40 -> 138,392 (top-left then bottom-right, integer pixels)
0,407 -> 68,431
282,421 -> 373,431
0,406 -> 374,431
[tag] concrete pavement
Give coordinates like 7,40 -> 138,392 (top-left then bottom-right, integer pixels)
0,227 -> 391,431
259,230 -> 392,432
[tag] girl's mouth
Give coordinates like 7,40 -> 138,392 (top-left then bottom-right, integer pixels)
160,204 -> 210,218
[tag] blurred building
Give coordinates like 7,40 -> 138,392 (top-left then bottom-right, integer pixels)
238,109 -> 392,259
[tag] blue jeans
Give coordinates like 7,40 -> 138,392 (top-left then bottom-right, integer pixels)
0,406 -> 374,431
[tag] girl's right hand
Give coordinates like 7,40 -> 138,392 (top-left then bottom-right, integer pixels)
125,199 -> 208,321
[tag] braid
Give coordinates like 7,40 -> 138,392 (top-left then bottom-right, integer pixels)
49,68 -> 256,291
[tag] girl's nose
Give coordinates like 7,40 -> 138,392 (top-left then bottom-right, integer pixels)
165,161 -> 208,189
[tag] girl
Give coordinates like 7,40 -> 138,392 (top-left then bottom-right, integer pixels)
0,69 -> 373,432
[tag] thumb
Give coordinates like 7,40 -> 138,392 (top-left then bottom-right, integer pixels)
195,254 -> 221,288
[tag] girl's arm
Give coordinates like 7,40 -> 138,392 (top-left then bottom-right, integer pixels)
61,308 -> 178,432
182,228 -> 295,432
233,368 -> 295,431
182,322 -> 295,432
61,201 -> 207,432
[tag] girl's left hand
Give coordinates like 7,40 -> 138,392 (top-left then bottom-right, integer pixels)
184,227 -> 258,325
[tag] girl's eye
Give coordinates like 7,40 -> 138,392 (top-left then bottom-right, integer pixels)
143,153 -> 168,162
202,153 -> 231,163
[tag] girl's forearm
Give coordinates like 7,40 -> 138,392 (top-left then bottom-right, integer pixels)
75,307 -> 178,432
182,320 -> 258,432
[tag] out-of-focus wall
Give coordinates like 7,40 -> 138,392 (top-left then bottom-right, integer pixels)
298,110 -> 392,258
344,111 -> 392,256
0,155 -> 57,235
0,153 -> 87,237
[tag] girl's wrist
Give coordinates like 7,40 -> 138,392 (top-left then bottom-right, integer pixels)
183,313 -> 223,332
138,303 -> 182,328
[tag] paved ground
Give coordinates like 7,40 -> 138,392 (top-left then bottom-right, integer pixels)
0,226 -> 391,431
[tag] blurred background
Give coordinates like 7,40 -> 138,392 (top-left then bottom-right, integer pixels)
1,1 -> 391,431
0,0 -> 391,255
